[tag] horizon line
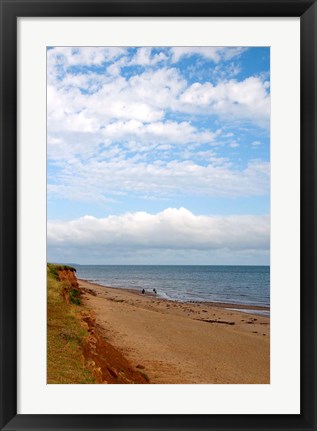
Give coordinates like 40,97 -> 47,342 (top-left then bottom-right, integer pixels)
52,262 -> 270,267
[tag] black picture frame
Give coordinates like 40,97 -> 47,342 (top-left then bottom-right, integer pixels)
0,0 -> 316,430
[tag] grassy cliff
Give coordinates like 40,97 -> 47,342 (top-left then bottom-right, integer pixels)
47,263 -> 149,384
47,264 -> 95,384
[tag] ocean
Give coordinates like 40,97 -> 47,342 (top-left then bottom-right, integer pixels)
74,265 -> 270,307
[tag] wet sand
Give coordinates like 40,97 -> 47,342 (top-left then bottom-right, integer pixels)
79,279 -> 270,384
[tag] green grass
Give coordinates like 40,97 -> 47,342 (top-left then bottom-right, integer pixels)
69,288 -> 81,305
47,267 -> 95,384
47,263 -> 76,279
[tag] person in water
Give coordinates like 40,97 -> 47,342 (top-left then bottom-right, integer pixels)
142,289 -> 145,294
153,288 -> 157,294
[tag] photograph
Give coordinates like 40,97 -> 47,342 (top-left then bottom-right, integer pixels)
1,0 -> 316,427
46,46 -> 270,384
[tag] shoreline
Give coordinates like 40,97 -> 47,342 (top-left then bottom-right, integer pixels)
78,278 -> 270,315
78,277 -> 270,384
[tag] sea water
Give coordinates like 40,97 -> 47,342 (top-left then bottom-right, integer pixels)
74,265 -> 270,307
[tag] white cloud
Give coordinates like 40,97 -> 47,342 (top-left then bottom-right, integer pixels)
48,157 -> 270,203
170,47 -> 246,63
179,77 -> 270,127
47,57 -> 269,157
251,140 -> 262,146
106,56 -> 129,75
48,208 -> 269,253
47,47 -> 126,69
130,47 -> 168,66
47,67 -> 186,129
127,67 -> 186,109
47,47 -> 270,224
101,120 -> 216,144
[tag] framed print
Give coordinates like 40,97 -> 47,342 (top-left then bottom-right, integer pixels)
0,0 -> 316,430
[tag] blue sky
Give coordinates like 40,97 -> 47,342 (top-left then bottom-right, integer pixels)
47,47 -> 270,265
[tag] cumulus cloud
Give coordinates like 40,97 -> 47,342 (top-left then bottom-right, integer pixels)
47,52 -> 270,141
47,67 -> 187,131
47,47 -> 270,243
170,47 -> 247,63
48,208 -> 269,253
47,46 -> 126,70
130,47 -> 168,66
179,77 -> 270,127
101,120 -> 216,144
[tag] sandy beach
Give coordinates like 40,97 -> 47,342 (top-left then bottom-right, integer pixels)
78,279 -> 270,384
